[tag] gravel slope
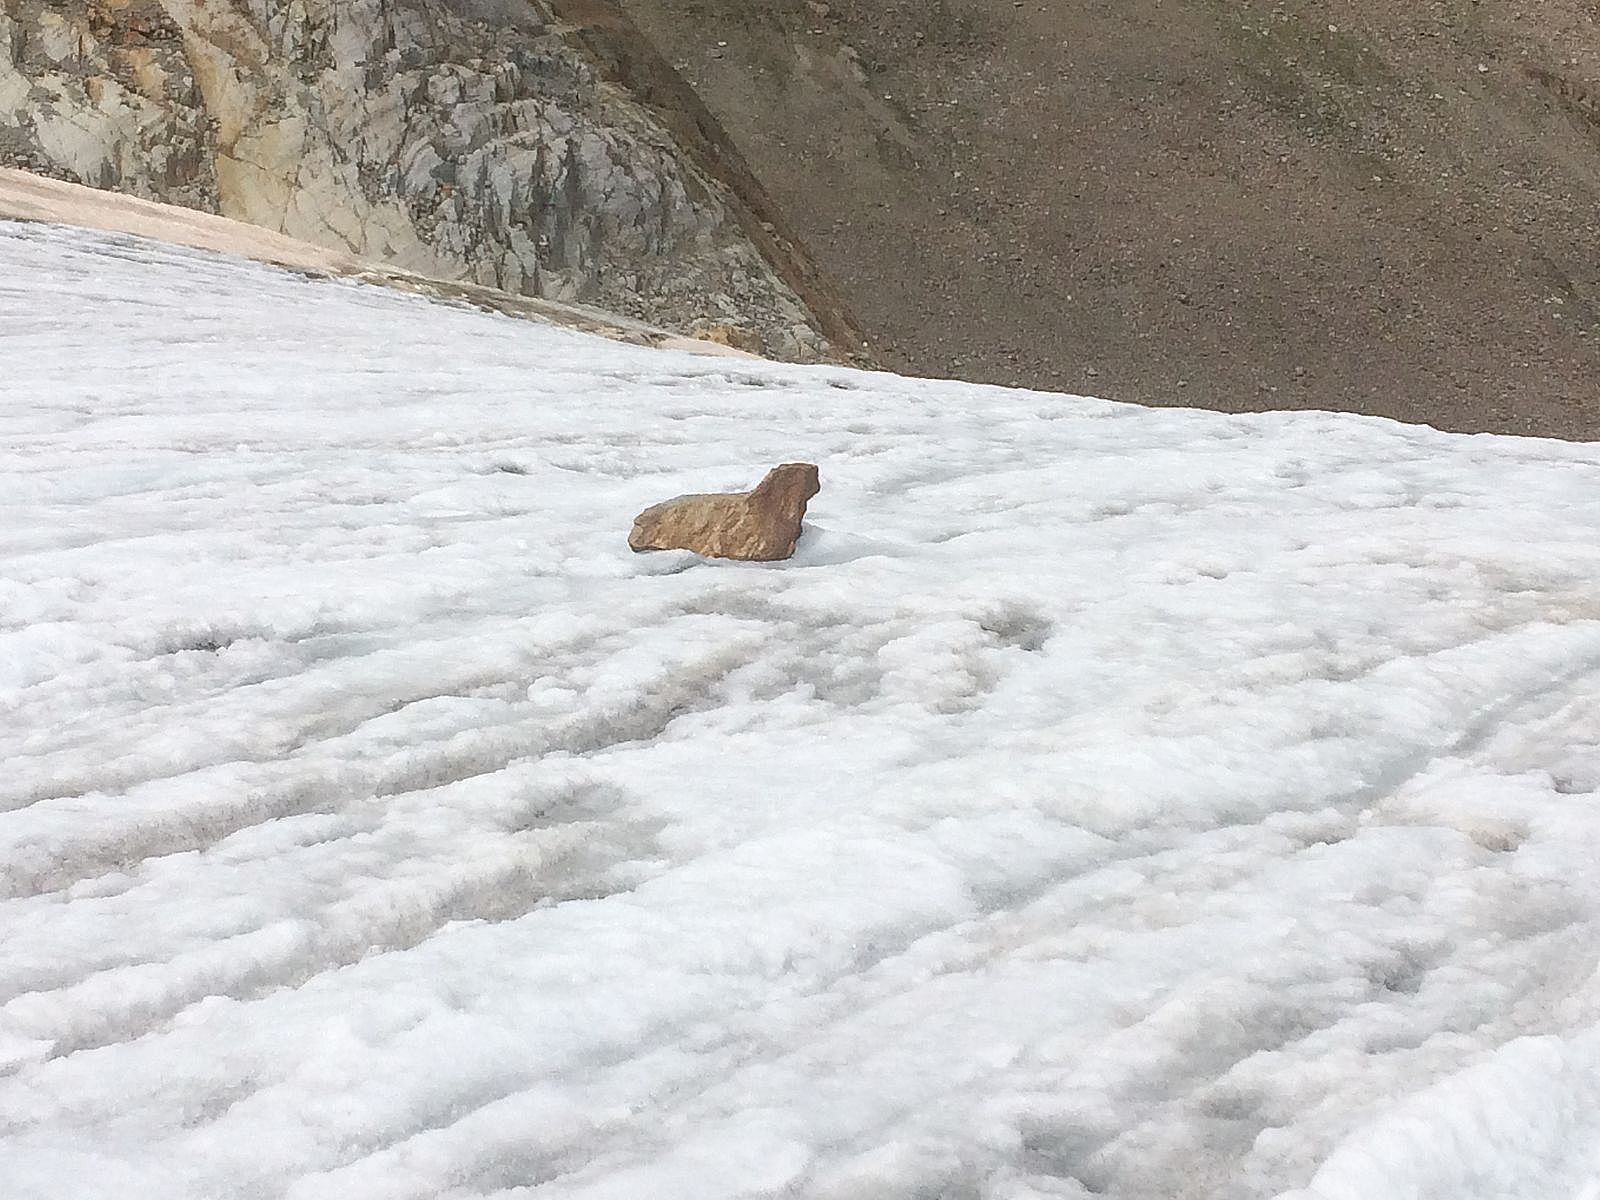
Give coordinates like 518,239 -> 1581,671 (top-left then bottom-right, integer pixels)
614,0 -> 1600,436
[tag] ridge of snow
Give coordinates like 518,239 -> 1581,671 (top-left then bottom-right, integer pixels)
0,168 -> 758,359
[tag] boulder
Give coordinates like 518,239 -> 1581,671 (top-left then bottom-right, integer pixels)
628,464 -> 820,561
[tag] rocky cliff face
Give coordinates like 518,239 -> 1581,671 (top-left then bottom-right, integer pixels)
0,0 -> 846,359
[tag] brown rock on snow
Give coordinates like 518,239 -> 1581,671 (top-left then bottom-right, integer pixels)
628,464 -> 820,561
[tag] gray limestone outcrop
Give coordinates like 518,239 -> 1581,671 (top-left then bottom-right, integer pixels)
0,0 -> 847,359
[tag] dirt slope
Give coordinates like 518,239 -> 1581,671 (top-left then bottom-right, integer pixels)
613,0 -> 1600,437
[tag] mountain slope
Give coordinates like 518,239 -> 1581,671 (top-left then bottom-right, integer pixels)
615,0 -> 1600,435
0,0 -> 858,359
6,220 -> 1600,1198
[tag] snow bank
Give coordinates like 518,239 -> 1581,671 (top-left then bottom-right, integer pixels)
1285,1028 -> 1600,1200
4,220 -> 1600,1199
0,168 -> 757,359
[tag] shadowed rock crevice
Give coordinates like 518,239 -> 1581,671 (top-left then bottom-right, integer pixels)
542,0 -> 872,363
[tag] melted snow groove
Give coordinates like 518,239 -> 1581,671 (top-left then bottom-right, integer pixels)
1,624 -> 759,900
15,813 -> 664,1060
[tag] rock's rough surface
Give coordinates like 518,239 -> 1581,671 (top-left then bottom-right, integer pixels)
629,463 -> 820,561
0,0 -> 845,360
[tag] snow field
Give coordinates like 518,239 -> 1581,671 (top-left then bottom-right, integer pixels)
4,221 -> 1600,1198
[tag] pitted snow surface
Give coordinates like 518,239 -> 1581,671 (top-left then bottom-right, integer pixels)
4,222 -> 1600,1200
